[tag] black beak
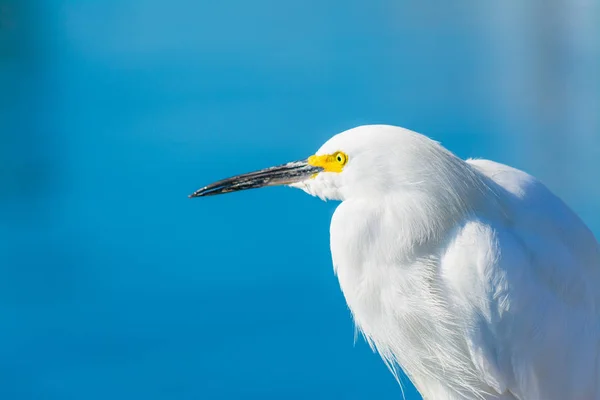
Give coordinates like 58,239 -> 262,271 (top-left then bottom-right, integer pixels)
189,159 -> 323,198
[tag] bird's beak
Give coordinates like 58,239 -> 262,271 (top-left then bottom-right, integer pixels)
189,159 -> 323,197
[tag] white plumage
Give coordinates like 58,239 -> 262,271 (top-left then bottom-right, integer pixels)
192,124 -> 600,400
298,125 -> 600,399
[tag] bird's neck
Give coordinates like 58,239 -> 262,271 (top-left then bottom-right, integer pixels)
379,163 -> 500,251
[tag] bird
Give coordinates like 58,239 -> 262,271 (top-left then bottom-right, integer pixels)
190,125 -> 600,400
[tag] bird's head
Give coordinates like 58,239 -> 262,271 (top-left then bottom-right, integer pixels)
190,125 -> 464,202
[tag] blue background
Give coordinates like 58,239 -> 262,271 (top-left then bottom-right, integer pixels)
1,1 -> 598,399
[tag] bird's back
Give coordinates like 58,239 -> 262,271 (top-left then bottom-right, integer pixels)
452,159 -> 600,399
468,158 -> 600,308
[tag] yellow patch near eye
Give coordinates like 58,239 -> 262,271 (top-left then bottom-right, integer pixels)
308,151 -> 348,174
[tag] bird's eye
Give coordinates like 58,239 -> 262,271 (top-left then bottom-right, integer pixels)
334,152 -> 348,165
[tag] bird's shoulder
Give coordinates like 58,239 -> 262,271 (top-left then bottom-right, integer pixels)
467,158 -> 600,276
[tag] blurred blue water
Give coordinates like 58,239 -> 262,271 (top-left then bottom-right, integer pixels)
1,1 -> 598,399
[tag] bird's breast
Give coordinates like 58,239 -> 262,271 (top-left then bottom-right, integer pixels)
330,199 -> 445,338
329,199 -> 485,399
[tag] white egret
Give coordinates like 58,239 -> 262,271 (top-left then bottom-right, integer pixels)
190,125 -> 600,400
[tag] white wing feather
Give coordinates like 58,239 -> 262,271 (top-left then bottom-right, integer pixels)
443,159 -> 600,399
